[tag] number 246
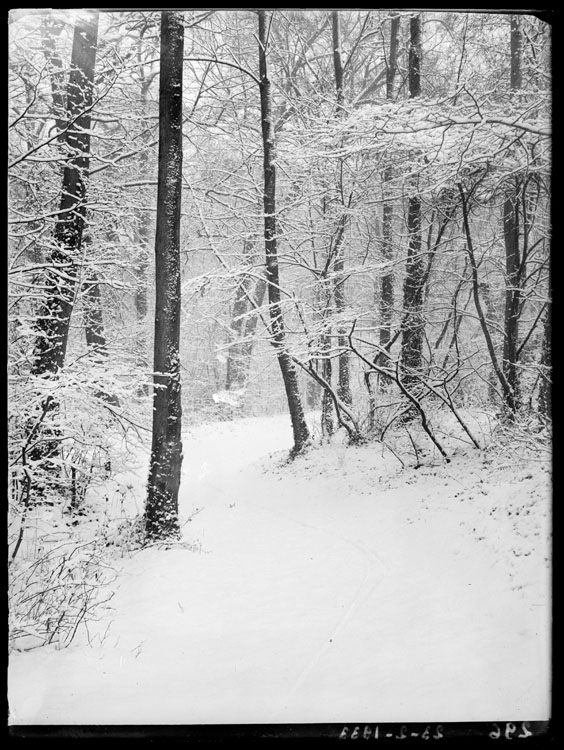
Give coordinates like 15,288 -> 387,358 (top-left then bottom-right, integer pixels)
489,722 -> 532,739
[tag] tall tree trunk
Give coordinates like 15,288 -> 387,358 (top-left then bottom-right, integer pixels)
401,195 -> 425,387
510,15 -> 523,91
400,13 -> 424,391
320,278 -> 334,438
32,11 -> 99,375
368,12 -> 401,424
134,29 -> 156,396
258,10 -> 310,455
538,293 -> 551,421
333,219 -> 352,406
501,14 -> 524,414
145,11 -> 184,541
331,10 -> 352,408
40,15 -> 67,137
502,190 -> 521,411
379,14 -> 400,352
408,14 -> 422,98
83,272 -> 106,355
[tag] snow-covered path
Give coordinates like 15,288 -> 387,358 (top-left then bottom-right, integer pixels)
8,414 -> 551,724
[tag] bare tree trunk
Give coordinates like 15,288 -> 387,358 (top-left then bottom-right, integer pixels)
503,190 -> 521,410
258,10 -> 310,455
500,14 -> 524,414
510,15 -> 523,91
333,220 -> 352,406
134,29 -> 157,396
458,183 -> 516,410
145,11 -> 184,541
400,14 -> 424,393
379,14 -> 400,352
538,280 -> 551,421
401,195 -> 425,387
331,11 -> 352,408
538,309 -> 551,421
40,15 -> 67,136
320,279 -> 334,438
83,271 -> 106,355
32,11 -> 99,376
321,343 -> 334,437
408,14 -> 422,98
368,12 -> 401,425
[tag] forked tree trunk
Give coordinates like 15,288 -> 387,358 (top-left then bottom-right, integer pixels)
258,10 -> 310,455
145,11 -> 184,541
32,11 -> 99,376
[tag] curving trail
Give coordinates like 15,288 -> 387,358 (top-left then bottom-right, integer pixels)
8,414 -> 551,725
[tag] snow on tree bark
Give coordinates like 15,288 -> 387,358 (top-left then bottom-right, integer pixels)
501,15 -> 525,414
258,10 -> 310,456
331,11 -> 352,408
400,13 -> 425,394
538,290 -> 551,420
380,14 -> 400,354
145,11 -> 184,541
32,11 -> 99,376
503,190 -> 521,412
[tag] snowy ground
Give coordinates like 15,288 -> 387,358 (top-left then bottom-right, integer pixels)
8,412 -> 551,725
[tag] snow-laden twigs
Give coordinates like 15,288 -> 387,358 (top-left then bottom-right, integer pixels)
9,539 -> 117,652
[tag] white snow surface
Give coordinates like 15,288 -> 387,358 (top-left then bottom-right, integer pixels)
9,413 -> 551,725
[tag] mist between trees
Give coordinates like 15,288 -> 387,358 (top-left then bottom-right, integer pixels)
9,9 -> 550,557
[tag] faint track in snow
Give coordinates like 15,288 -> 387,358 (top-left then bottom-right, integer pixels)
248,499 -> 389,713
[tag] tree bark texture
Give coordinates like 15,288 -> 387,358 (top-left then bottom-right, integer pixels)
134,31 -> 155,394
408,14 -> 422,98
500,14 -> 524,414
401,195 -> 425,385
538,294 -> 551,420
331,11 -> 344,110
83,271 -> 106,354
258,10 -> 310,455
510,15 -> 523,91
333,221 -> 352,406
386,14 -> 401,100
400,14 -> 424,391
379,14 -> 400,352
145,11 -> 184,541
502,192 -> 521,411
331,10 -> 352,407
40,16 -> 67,137
32,11 -> 99,375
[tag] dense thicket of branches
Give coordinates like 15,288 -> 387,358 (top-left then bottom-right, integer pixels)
9,10 -> 551,544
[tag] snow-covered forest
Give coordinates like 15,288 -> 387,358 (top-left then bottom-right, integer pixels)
8,9 -> 551,733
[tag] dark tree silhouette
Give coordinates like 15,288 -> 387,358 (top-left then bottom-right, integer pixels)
258,10 -> 310,455
145,11 -> 185,541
